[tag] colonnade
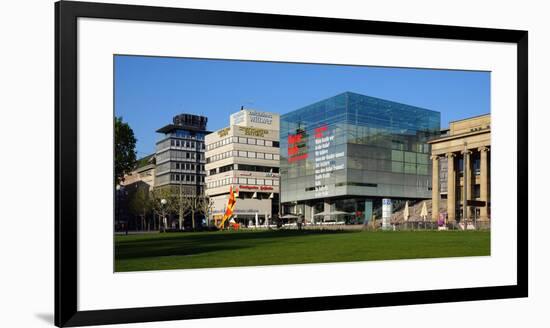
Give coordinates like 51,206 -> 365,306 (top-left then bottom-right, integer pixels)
431,146 -> 489,222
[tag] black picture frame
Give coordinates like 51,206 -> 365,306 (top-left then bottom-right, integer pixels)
55,1 -> 528,327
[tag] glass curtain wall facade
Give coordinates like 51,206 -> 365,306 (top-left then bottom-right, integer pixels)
280,92 -> 440,222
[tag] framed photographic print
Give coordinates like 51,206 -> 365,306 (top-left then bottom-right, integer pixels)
55,0 -> 528,327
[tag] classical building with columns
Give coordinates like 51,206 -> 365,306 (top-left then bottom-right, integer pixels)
428,114 -> 490,225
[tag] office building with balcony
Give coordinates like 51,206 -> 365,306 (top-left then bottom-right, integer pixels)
280,91 -> 440,224
205,109 -> 280,227
154,114 -> 209,196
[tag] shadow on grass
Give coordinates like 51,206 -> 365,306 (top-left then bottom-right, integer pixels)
115,229 -> 354,260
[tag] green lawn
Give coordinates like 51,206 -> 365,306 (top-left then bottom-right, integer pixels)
114,230 -> 490,272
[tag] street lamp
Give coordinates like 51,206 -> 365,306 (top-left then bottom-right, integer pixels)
160,198 -> 167,232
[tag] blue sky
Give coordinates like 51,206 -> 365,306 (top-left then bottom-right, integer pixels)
114,55 -> 490,158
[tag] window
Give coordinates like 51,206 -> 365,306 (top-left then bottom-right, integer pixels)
265,179 -> 273,185
392,140 -> 404,150
191,164 -> 195,170
274,180 -> 279,186
186,152 -> 190,159
256,139 -> 265,146
256,153 -> 265,159
256,179 -> 264,185
391,150 -> 404,162
265,140 -> 273,147
238,137 -> 247,144
392,161 -> 403,173
417,164 -> 428,175
239,177 -> 247,184
274,154 -> 280,160
219,164 -> 233,173
175,163 -> 180,169
265,153 -> 273,160
247,138 -> 256,145
247,152 -> 256,158
474,184 -> 481,198
404,163 -> 416,174
248,178 -> 256,185
171,140 -> 175,146
473,156 -> 481,175
273,141 -> 280,147
404,151 -> 416,163
239,151 -> 247,157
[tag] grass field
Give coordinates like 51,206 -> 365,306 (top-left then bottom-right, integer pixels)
114,229 -> 490,272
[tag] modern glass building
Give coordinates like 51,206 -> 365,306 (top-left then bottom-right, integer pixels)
280,92 -> 440,224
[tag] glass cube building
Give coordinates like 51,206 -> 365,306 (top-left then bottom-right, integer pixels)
280,92 -> 440,223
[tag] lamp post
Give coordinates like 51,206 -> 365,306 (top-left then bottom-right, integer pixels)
160,198 -> 167,232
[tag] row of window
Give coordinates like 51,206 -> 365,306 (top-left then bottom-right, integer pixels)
207,177 -> 279,189
208,164 -> 280,176
206,136 -> 279,151
174,163 -> 205,171
206,150 -> 280,163
169,139 -> 205,149
170,174 -> 206,183
164,131 -> 206,140
156,150 -> 205,162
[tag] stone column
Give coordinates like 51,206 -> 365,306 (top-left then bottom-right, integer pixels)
431,155 -> 440,221
479,146 -> 490,220
446,152 -> 456,223
323,200 -> 332,223
462,149 -> 472,221
304,203 -> 313,224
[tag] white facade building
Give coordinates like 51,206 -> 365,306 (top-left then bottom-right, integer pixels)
205,109 -> 280,227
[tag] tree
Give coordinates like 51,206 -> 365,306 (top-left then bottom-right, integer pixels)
114,116 -> 137,185
128,184 -> 152,231
193,196 -> 213,229
175,184 -> 193,231
175,194 -> 212,231
171,182 -> 213,230
151,188 -> 176,231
